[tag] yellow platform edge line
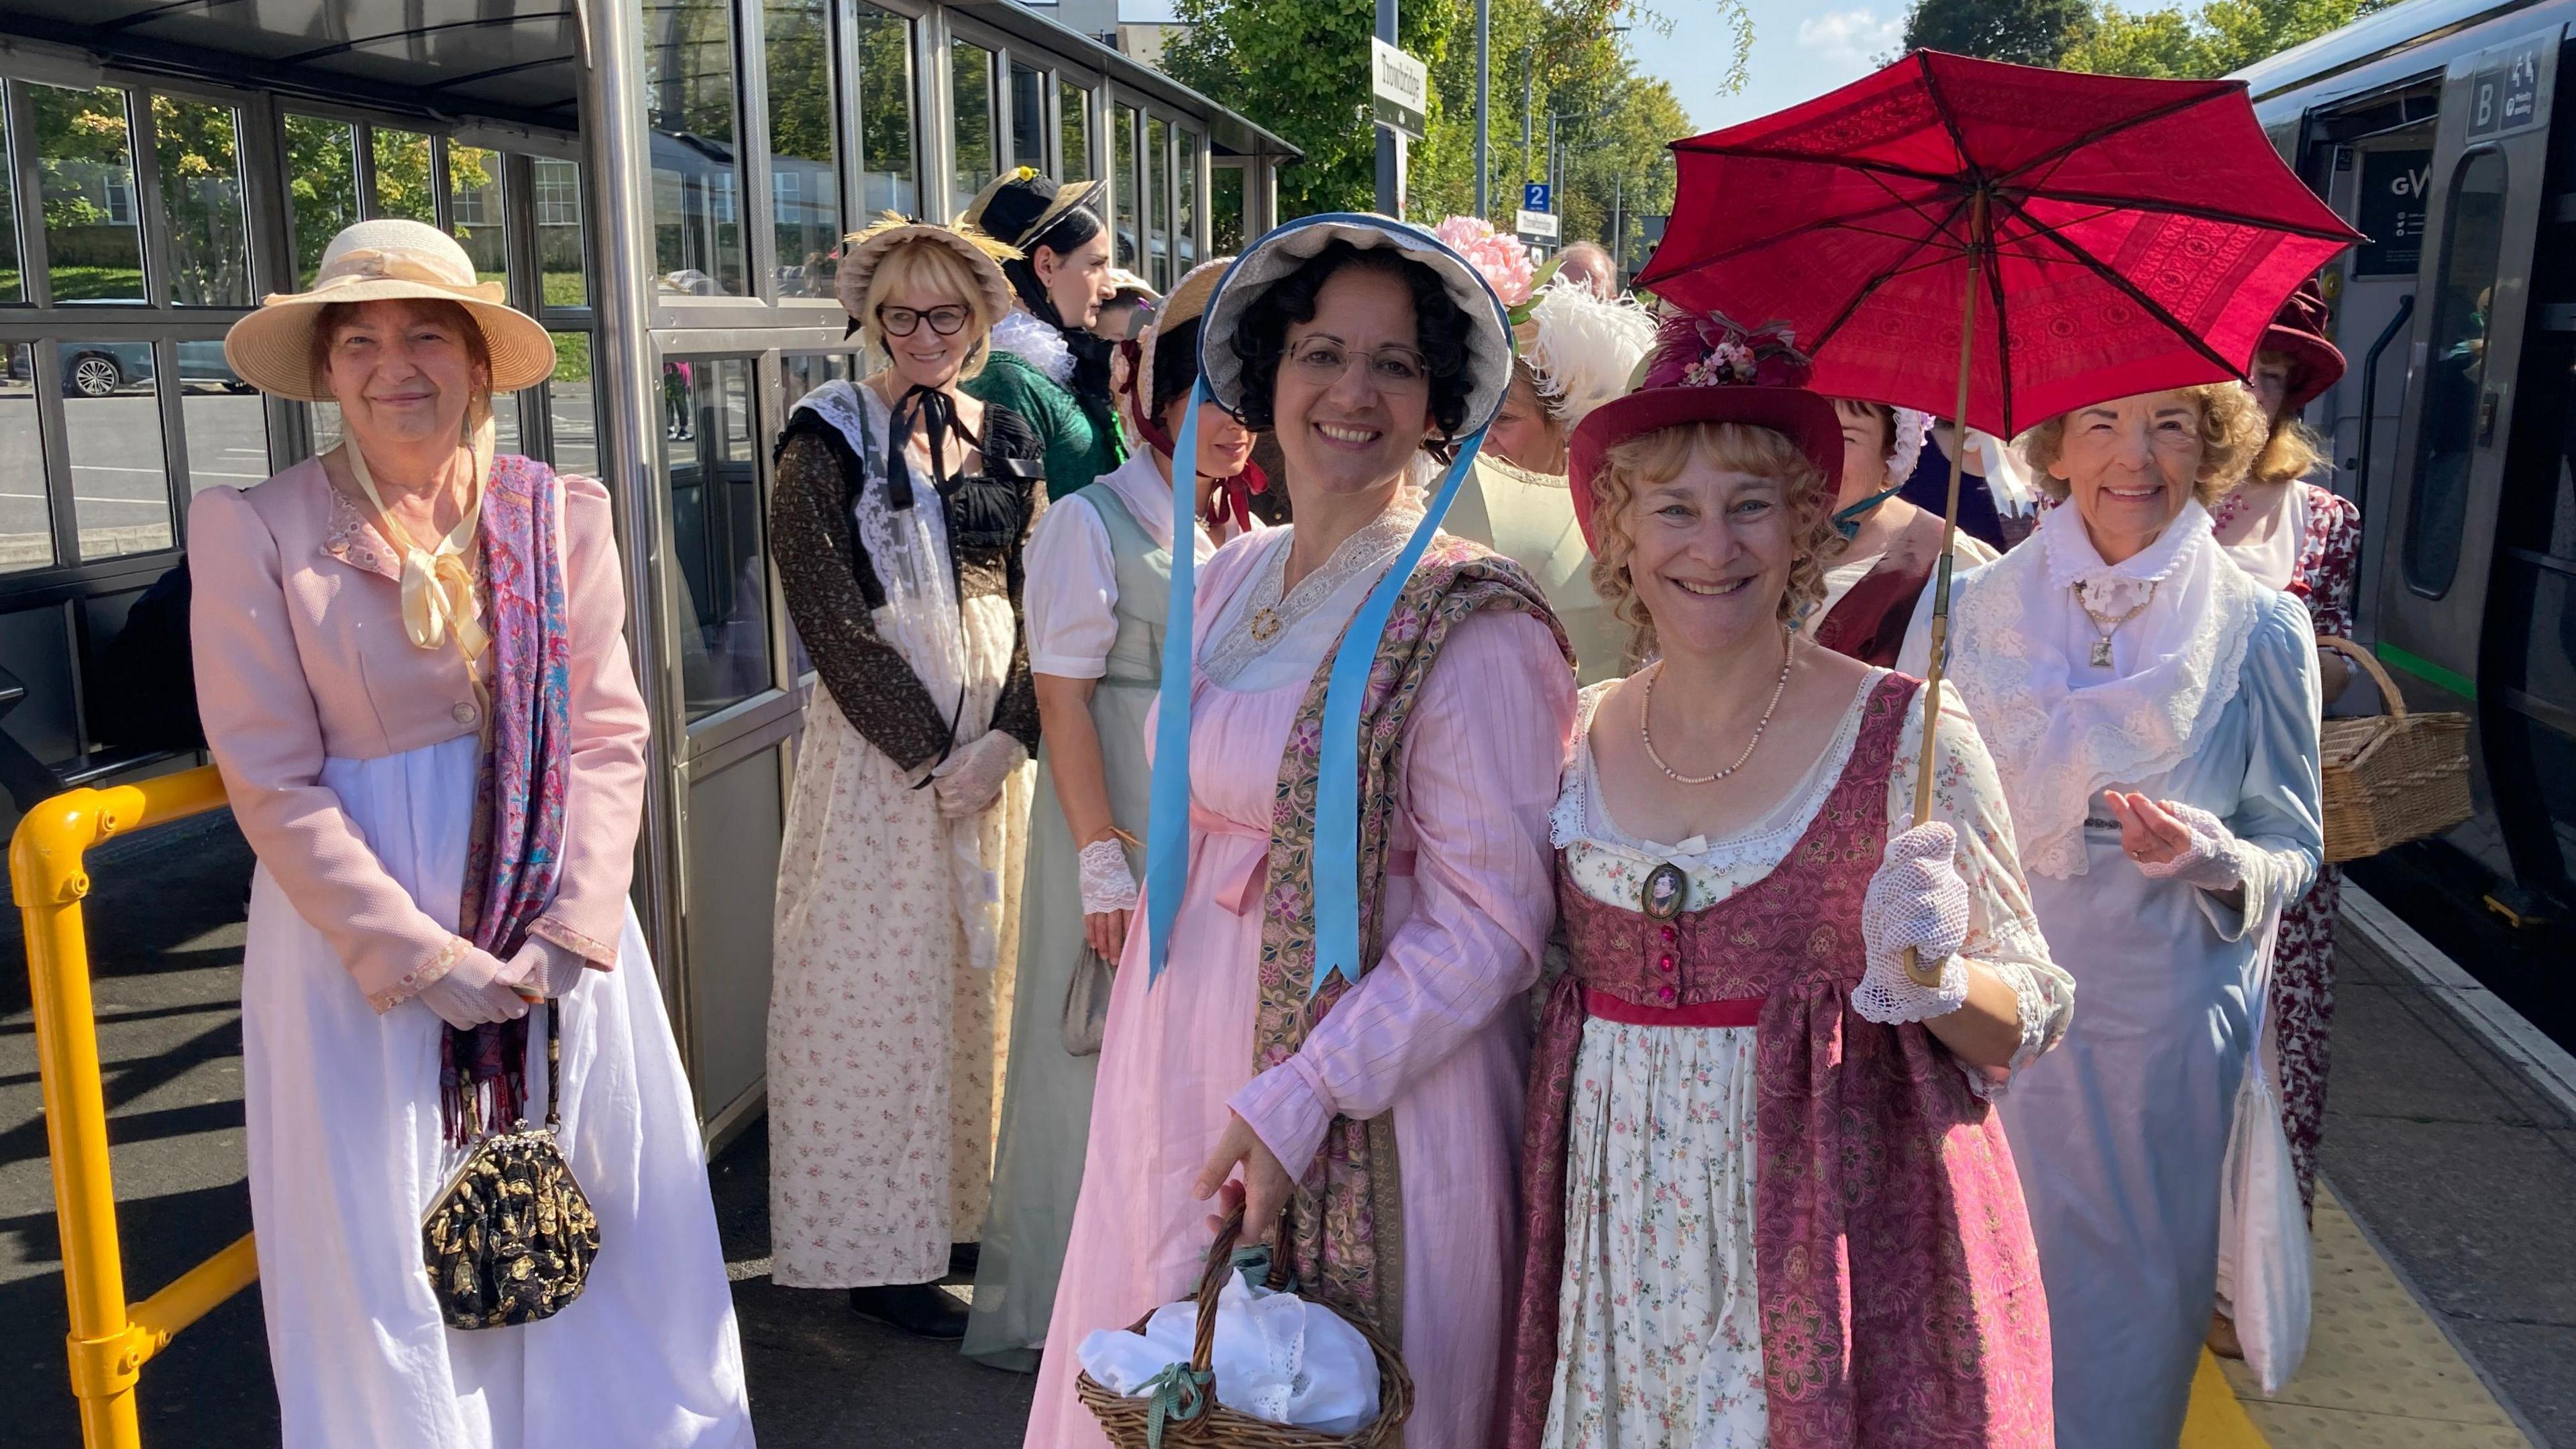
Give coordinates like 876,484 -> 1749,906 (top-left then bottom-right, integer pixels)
2183,1348 -> 2271,1448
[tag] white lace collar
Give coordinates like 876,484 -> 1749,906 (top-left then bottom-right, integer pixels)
1201,502 -> 1426,690
990,309 -> 1075,386
1945,498 -> 2268,879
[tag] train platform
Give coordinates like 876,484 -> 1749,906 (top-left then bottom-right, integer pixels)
3,812 -> 2571,1447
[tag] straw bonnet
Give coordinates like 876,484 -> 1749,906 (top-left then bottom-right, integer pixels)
1136,256 -> 1232,410
1568,309 -> 1843,551
223,219 -> 555,402
835,212 -> 1018,331
1197,213 -> 1515,435
1107,267 -> 1159,305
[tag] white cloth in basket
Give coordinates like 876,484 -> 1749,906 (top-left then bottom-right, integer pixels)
1077,1271 -> 1381,1434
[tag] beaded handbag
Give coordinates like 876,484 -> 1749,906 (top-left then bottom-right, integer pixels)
420,1002 -> 599,1330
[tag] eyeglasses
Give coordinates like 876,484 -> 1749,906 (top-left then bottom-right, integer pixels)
877,303 -> 972,337
1283,338 -> 1432,393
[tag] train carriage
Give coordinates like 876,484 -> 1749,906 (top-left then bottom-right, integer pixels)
2239,0 -> 2576,1036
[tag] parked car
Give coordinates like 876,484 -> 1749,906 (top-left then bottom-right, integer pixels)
53,341 -> 246,398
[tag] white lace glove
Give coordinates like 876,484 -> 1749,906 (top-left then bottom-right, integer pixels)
1854,822 -> 1974,1024
1079,836 -> 1140,914
498,936 -> 591,1002
415,944 -> 531,1028
2131,800 -> 2253,892
930,731 -> 1028,818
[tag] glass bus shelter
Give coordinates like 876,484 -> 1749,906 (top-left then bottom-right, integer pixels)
0,0 -> 1295,1143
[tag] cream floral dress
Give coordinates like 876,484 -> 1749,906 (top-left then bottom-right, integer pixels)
1542,672 -> 2071,1449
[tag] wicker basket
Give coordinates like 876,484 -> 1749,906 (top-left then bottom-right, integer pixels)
1075,1203 -> 1413,1448
2316,637 -> 2472,865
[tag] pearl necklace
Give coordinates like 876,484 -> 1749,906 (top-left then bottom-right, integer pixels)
1640,633 -> 1795,786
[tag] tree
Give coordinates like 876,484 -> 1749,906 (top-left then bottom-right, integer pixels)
2063,0 -> 2390,78
1901,0 -> 2093,65
1163,0 -> 1743,233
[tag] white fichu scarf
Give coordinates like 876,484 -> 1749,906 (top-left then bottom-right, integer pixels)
794,378 -> 1010,969
343,396 -> 498,672
1943,498 -> 2269,879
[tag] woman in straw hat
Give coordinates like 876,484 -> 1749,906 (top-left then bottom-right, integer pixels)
1896,381 -> 2322,1447
1500,310 -> 2063,1449
961,168 -> 1127,500
191,218 -> 751,1447
765,215 -> 1048,1340
966,256 -> 1259,1370
1026,215 -> 1578,1448
1430,216 -> 1657,684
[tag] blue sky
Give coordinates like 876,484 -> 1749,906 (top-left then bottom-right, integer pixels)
1635,0 -> 2165,131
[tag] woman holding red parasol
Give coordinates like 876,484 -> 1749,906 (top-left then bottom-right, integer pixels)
1897,380 -> 2324,1442
1500,310 -> 2068,1448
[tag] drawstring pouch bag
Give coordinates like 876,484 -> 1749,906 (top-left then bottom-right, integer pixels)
2216,912 -> 2313,1391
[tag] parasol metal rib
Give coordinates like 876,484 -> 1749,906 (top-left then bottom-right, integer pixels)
2008,189 -> 2361,244
1998,192 -> 2247,380
1985,223 -> 2019,436
1808,191 -> 1978,355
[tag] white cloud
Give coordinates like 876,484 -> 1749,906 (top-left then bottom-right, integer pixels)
1796,7 -> 1904,71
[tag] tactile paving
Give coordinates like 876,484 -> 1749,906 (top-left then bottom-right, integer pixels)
2200,1182 -> 2532,1447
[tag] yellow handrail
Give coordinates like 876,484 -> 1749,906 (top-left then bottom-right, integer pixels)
9,766 -> 250,1449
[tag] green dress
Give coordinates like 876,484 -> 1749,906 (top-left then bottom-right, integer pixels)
964,473 -> 1170,1369
966,333 -> 1125,502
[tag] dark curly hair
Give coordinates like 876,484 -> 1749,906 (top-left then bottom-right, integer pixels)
1228,241 -> 1479,460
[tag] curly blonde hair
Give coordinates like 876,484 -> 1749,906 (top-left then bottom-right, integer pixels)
2020,381 -> 2268,508
1586,421 -> 1840,661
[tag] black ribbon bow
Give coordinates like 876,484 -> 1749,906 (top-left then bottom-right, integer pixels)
883,384 -> 979,510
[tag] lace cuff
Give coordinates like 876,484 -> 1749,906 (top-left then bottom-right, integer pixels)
1965,958 -> 2059,1102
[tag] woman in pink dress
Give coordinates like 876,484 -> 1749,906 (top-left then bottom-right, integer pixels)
1024,216 -> 1578,1447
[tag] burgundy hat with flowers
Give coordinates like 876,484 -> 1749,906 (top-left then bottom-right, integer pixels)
1567,310 -> 1844,550
2261,278 -> 2345,415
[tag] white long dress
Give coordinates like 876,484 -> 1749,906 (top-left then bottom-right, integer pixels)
242,733 -> 754,1449
1901,500 -> 2324,1448
766,381 -> 1034,1287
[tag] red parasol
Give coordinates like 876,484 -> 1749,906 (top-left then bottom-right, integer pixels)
1635,50 -> 2359,982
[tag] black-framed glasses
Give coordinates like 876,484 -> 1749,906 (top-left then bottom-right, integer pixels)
877,303 -> 972,337
1283,337 -> 1431,392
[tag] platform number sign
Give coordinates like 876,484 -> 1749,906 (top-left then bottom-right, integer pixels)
1523,182 -> 1551,213
2467,35 -> 2548,140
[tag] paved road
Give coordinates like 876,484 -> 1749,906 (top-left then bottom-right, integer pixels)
0,380 -> 598,572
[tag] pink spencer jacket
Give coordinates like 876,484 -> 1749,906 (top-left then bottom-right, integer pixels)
189,457 -> 651,1012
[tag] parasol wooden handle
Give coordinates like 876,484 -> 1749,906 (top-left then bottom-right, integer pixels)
1901,189 -> 1987,991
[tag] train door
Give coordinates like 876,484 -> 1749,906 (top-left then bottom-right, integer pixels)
2479,31 -> 2576,920
2373,23 -> 2563,890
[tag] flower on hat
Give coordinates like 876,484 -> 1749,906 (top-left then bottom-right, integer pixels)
1432,215 -> 1536,309
1644,309 -> 1812,391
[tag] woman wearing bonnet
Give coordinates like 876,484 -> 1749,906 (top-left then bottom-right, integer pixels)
1431,216 -> 1656,682
963,168 -> 1128,500
1899,381 -> 2326,1446
765,215 -> 1049,1340
192,217 -> 749,1444
1025,216 -> 1577,1448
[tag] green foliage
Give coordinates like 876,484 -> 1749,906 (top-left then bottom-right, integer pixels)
1902,0 -> 2094,65
1163,0 -> 1734,264
2062,0 -> 2390,78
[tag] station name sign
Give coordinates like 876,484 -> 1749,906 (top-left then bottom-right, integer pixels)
1371,38 -> 1429,141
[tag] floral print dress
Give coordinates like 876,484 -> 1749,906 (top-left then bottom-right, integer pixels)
1539,674 -> 2070,1448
